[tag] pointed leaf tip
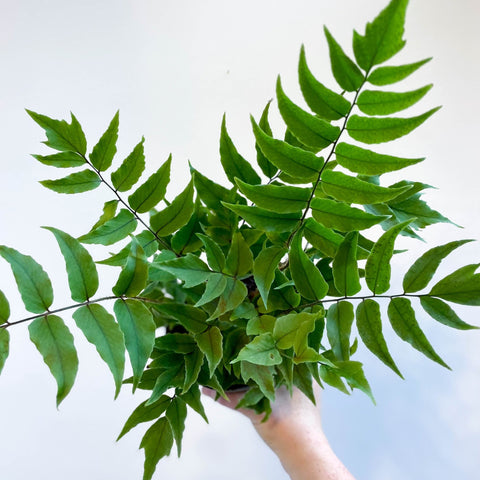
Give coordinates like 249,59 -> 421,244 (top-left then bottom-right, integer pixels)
29,316 -> 78,406
353,0 -> 409,71
73,304 -> 126,398
220,115 -> 261,186
27,110 -> 87,155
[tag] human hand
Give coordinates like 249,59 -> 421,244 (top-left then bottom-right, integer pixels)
202,385 -> 355,480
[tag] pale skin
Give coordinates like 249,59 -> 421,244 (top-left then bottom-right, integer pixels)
202,386 -> 356,480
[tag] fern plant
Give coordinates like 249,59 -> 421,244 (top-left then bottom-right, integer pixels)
0,0 -> 479,478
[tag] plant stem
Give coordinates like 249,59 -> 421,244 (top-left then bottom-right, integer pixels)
286,77 -> 368,248
0,295 -> 166,329
80,154 -> 177,255
290,291 -> 426,313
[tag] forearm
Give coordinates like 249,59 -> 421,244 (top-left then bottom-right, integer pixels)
269,432 -> 356,480
254,414 -> 355,480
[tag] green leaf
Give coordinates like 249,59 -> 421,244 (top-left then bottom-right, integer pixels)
364,203 -> 402,234
0,290 -> 10,325
73,304 -> 125,398
241,362 -> 275,402
255,101 -> 278,178
0,246 -> 53,314
89,111 -> 119,171
386,180 -> 433,204
273,312 -> 317,351
250,117 -> 324,181
79,209 -> 137,246
420,297 -> 478,330
247,315 -> 276,335
210,277 -> 248,318
235,178 -> 310,213
155,334 -> 196,354
241,229 -> 264,247
321,170 -> 409,204
310,198 -> 388,232
232,333 -> 282,366
319,365 -> 349,395
0,328 -> 9,374
32,151 -> 85,168
225,232 -> 253,277
365,220 -> 412,294
140,417 -> 174,480
323,27 -> 363,91
28,315 -> 78,406
356,300 -> 403,377
44,227 -> 98,302
154,303 -> 207,334
289,231 -> 328,301
181,384 -> 208,421
303,218 -> 343,258
293,363 -> 316,404
156,253 -> 211,288
195,326 -> 223,377
117,395 -> 171,440
332,232 -> 361,296
111,138 -> 146,192
335,360 -> 375,403
294,346 -> 330,365
352,0 -> 408,70
100,230 -> 156,267
183,348 -> 204,393
128,155 -> 171,213
388,297 -> 450,369
147,362 -> 185,405
357,85 -> 432,116
326,302 -> 354,361
277,356 -> 295,392
114,299 -> 156,390
298,45 -> 351,120
195,273 -> 228,307
220,115 -> 261,185
347,108 -> 441,144
171,202 -> 204,255
231,301 -> 257,322
403,240 -> 474,293
150,179 -> 194,236
368,58 -> 432,86
389,194 -> 455,230
196,234 -> 226,272
429,264 -> 480,306
166,397 -> 188,457
253,246 -> 287,307
91,200 -> 119,231
147,250 -> 177,282
27,110 -> 87,154
276,77 -> 340,150
40,169 -> 101,194
190,166 -> 237,210
335,142 -> 423,175
223,203 -> 302,233
112,238 -> 149,297
258,270 -> 301,313
235,387 -> 271,413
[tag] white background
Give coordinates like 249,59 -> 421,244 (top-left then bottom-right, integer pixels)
0,0 -> 479,479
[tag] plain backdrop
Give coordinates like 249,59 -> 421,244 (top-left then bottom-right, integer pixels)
0,1 -> 479,479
